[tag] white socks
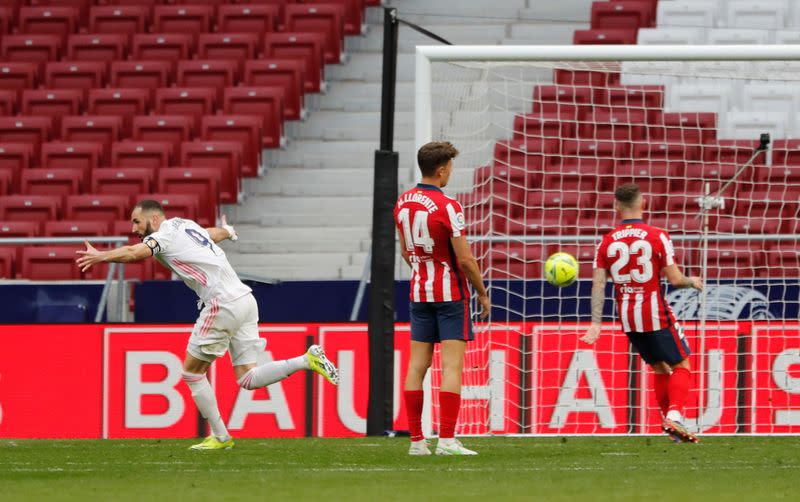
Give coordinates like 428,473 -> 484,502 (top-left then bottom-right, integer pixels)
238,355 -> 309,390
666,410 -> 683,422
182,371 -> 230,441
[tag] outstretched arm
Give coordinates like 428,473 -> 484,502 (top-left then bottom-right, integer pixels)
206,215 -> 239,243
75,241 -> 152,272
581,268 -> 608,344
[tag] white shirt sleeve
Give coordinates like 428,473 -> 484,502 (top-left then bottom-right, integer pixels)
446,202 -> 466,238
659,232 -> 675,267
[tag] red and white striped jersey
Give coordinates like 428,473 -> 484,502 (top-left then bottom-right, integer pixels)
594,219 -> 678,333
143,217 -> 251,304
394,184 -> 469,303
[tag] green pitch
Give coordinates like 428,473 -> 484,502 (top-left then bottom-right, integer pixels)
2,437 -> 798,501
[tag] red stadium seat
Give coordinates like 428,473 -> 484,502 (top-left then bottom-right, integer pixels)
197,33 -> 259,71
201,115 -> 262,177
0,168 -> 12,196
703,140 -> 767,166
44,61 -> 106,96
631,141 -> 700,162
88,88 -> 151,137
28,0 -> 92,25
660,112 -> 717,146
579,108 -> 648,141
0,116 -> 53,165
0,7 -> 12,36
0,89 -> 17,116
546,157 -> 614,192
65,194 -> 128,221
573,28 -> 638,45
109,61 -> 173,99
19,7 -> 78,41
111,141 -> 172,170
558,243 -> 600,279
21,168 -> 84,196
299,0 -> 363,36
493,138 -> 555,175
0,62 -> 38,99
0,143 -> 35,190
562,138 -> 631,159
615,160 -> 685,192
132,115 -> 194,154
488,243 -> 545,279
591,1 -> 654,29
103,0 -> 159,5
0,247 -> 15,279
44,220 -> 109,237
602,85 -> 664,120
41,141 -> 102,181
180,141 -> 242,204
264,32 -> 325,93
153,5 -> 214,42
506,209 -> 576,236
706,244 -> 761,279
0,194 -> 61,222
0,220 -> 41,238
648,214 -> 702,234
218,4 -> 279,43
60,116 -> 122,163
144,192 -> 200,222
686,162 -> 740,188
766,243 -> 800,277
757,164 -> 800,185
222,86 -> 284,148
244,59 -> 305,121
157,167 -> 220,226
513,112 -> 576,141
132,33 -> 192,62
88,5 -> 148,38
771,139 -> 800,166
1,34 -> 62,68
532,84 -> 594,116
176,59 -> 238,103
284,4 -> 345,64
21,89 -> 83,132
554,69 -> 620,88
738,185 -> 800,220
92,167 -> 154,196
154,87 -> 216,133
20,246 -> 82,280
715,216 -> 781,235
66,34 -> 127,63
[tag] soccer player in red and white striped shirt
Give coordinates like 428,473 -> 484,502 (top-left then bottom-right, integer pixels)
582,184 -> 703,443
395,141 -> 490,456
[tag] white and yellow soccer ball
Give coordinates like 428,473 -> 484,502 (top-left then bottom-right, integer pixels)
544,252 -> 579,287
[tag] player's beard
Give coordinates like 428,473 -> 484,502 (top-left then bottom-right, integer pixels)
140,221 -> 154,239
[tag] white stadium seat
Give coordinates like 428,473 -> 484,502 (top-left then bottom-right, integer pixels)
706,28 -> 772,45
636,27 -> 707,45
774,29 -> 800,44
620,61 -> 686,87
656,1 -> 718,28
725,0 -> 787,30
742,83 -> 800,115
723,111 -> 788,140
667,83 -> 734,118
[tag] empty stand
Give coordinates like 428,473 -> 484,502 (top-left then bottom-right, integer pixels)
41,141 -> 103,182
244,59 -> 306,120
284,3 -> 345,64
87,88 -> 151,137
153,5 -> 214,41
65,194 -> 129,221
89,5 -> 148,37
0,62 -> 38,98
132,33 -> 192,62
218,3 -> 279,42
21,168 -> 84,197
197,33 -> 259,69
264,32 -> 325,93
1,34 -> 62,68
60,116 -> 122,163
44,61 -> 106,94
155,87 -> 216,132
0,194 -> 60,222
132,115 -> 194,154
19,6 -> 77,40
0,221 -> 41,238
157,167 -> 220,226
176,59 -> 238,102
109,61 -> 173,98
21,89 -> 83,131
0,116 -> 53,165
92,167 -> 154,196
66,33 -> 127,62
0,143 -> 34,190
201,115 -> 262,177
44,220 -> 109,237
180,141 -> 242,204
111,141 -> 172,170
222,86 -> 284,148
20,246 -> 82,280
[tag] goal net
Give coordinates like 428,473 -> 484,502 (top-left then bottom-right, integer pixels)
416,46 -> 800,436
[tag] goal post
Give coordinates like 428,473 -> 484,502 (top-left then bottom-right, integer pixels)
414,44 -> 800,436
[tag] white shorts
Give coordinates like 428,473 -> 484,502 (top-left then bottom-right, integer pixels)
186,293 -> 265,366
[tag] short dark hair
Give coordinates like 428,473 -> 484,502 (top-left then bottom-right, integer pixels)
134,199 -> 165,214
614,183 -> 641,208
417,141 -> 459,177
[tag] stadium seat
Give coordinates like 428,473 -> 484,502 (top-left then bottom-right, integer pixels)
488,243 -> 545,279
615,160 -> 685,192
87,88 -> 151,138
578,108 -> 648,141
493,138 -> 555,171
222,86 -> 284,148
766,145 -> 800,172
0,143 -> 34,190
300,0 -> 364,35
144,192 -> 200,223
705,244 -> 761,279
513,112 -> 577,141
573,28 -> 637,45
264,32 -> 325,93
284,3 -> 345,64
548,157 -> 615,192
727,1 -> 786,30
532,84 -> 594,116
201,115 -> 262,178
507,208 -> 577,235
132,33 -> 192,62
766,243 -> 800,277
738,185 -> 799,219
176,59 -> 238,103
655,0 -> 715,28
91,167 -> 153,196
218,4 -> 279,43
603,85 -> 664,122
687,162 -> 741,187
65,194 -> 128,221
157,167 -> 220,227
562,138 -> 632,159
559,243 -> 598,278
21,167 -> 84,196
244,59 -> 306,121
0,116 -> 53,166
21,89 -> 84,132
0,168 -> 13,196
66,34 -> 127,63
631,142 -> 700,162
180,141 -> 243,204
88,5 -> 148,38
132,115 -> 194,155
648,214 -> 702,234
28,0 -> 92,24
111,141 -> 172,170
707,28 -> 771,45
0,194 -> 61,222
0,220 -> 41,238
660,112 -> 717,146
44,220 -> 109,237
715,216 -> 781,235
0,62 -> 38,99
636,27 -> 706,45
0,247 -> 15,279
44,61 -> 106,96
41,141 -> 102,182
154,87 -> 217,133
109,61 -> 173,99
153,5 -> 214,42
0,89 -> 18,116
197,33 -> 259,71
19,7 -> 78,40
591,1 -> 653,29
1,34 -> 62,68
703,139 -> 767,165
0,7 -> 12,36
669,83 -> 733,120
60,116 -> 122,164
20,246 -> 82,280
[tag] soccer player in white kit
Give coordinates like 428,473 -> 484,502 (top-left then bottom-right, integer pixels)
76,199 -> 339,450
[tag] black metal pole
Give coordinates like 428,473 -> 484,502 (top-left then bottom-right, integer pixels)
366,7 -> 399,436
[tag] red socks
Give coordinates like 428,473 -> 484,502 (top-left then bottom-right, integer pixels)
653,373 -> 670,416
668,367 -> 691,416
439,391 -> 461,439
404,390 -> 424,442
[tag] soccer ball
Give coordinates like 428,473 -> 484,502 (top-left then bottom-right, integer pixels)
544,252 -> 579,287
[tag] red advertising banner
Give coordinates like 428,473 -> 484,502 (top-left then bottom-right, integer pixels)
532,323 -> 631,434
0,325 -> 104,438
752,322 -> 800,434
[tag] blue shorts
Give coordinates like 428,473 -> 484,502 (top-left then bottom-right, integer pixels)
409,300 -> 473,343
626,324 -> 691,366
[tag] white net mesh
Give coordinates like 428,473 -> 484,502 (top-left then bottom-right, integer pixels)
422,58 -> 800,436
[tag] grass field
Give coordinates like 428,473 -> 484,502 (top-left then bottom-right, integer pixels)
2,436 -> 799,501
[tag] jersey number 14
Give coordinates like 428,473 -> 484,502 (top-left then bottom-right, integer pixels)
397,208 -> 435,253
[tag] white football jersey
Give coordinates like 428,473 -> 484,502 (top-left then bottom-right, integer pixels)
143,217 -> 251,304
